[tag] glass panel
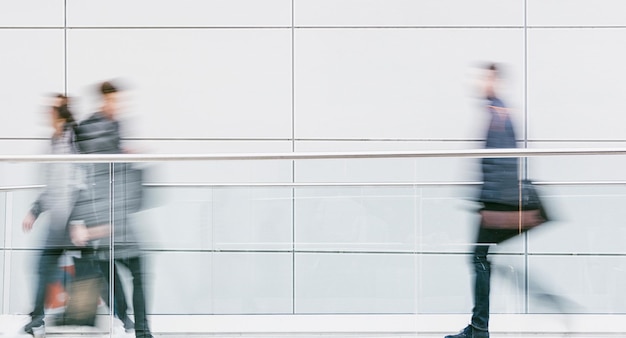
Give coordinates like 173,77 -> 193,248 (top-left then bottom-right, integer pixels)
8,249 -> 40,314
528,185 -> 626,254
135,187 -> 213,251
10,189 -> 47,250
294,184 -> 527,255
148,251 -> 294,315
0,249 -> 4,312
420,185 -> 525,254
295,186 -> 418,252
212,252 -> 292,314
295,253 -> 416,314
1,160 -> 116,334
417,254 -> 526,314
6,152 -> 626,325
528,256 -> 626,314
213,187 -> 293,251
0,192 -> 5,247
149,251 -> 213,314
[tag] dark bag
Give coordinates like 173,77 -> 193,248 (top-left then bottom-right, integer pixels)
480,180 -> 549,230
480,209 -> 546,230
518,179 -> 542,210
60,255 -> 102,326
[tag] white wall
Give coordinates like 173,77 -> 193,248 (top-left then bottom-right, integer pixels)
2,0 -> 626,321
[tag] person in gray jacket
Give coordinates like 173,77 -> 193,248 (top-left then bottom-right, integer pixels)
70,81 -> 152,338
22,95 -> 81,336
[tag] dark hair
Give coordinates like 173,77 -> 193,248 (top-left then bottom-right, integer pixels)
56,104 -> 75,125
100,81 -> 118,95
50,93 -> 74,124
486,62 -> 503,79
52,93 -> 69,106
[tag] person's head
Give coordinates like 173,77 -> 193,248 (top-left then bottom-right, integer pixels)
56,104 -> 75,125
100,81 -> 119,120
484,62 -> 500,99
51,93 -> 68,109
49,93 -> 74,135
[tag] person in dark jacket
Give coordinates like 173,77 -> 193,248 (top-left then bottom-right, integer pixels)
70,81 -> 152,338
22,95 -> 81,336
445,64 -> 522,338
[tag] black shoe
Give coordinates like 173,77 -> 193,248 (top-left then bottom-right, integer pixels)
444,325 -> 489,338
135,332 -> 153,338
23,314 -> 45,336
120,315 -> 135,332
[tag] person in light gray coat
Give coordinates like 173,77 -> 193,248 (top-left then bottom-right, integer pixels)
22,95 -> 82,336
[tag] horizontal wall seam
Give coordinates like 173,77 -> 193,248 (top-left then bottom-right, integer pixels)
4,25 -> 626,30
6,137 -> 626,143
4,248 -> 624,256
7,180 -> 626,191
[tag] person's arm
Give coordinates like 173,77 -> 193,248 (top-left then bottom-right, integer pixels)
23,192 -> 48,232
70,223 -> 112,247
22,211 -> 37,232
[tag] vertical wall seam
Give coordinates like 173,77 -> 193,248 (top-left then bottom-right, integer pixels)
2,193 -> 13,314
210,187 -> 215,314
523,0 -> 529,314
291,0 -> 296,315
414,185 -> 420,315
63,0 -> 68,95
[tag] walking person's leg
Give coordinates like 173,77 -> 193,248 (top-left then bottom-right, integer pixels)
470,241 -> 491,333
446,225 -> 520,338
118,256 -> 152,338
129,256 -> 152,338
97,258 -> 131,325
112,261 -> 134,331
24,248 -> 64,334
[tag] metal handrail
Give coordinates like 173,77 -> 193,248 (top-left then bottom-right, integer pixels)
1,147 -> 626,162
4,181 -> 626,191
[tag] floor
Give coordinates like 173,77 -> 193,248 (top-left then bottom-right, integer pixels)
1,315 -> 623,338
3,331 -> 625,338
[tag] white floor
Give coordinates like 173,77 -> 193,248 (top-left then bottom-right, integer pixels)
4,334 -> 626,338
1,314 -> 625,338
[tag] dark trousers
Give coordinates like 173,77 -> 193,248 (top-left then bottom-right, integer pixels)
470,226 -> 521,331
32,248 -> 66,318
96,259 -> 128,319
98,256 -> 151,338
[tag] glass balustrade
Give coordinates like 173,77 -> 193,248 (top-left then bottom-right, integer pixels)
1,150 -> 625,336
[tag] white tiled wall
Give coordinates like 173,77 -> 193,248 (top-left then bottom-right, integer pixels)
527,0 -> 626,27
527,29 -> 626,141
0,0 -> 64,27
66,0 -> 291,28
294,28 -> 524,139
0,30 -> 65,139
2,0 -> 626,318
66,29 -> 293,138
294,0 -> 524,27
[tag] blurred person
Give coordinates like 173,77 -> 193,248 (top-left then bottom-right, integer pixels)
445,63 -> 522,338
69,80 -> 153,338
22,95 -> 80,336
446,63 -> 570,338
